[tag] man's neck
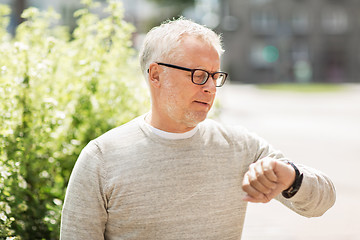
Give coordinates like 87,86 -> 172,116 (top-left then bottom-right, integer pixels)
145,111 -> 197,133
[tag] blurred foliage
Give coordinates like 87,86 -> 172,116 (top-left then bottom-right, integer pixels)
0,0 -> 149,239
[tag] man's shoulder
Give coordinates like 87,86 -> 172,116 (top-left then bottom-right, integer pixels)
201,119 -> 249,137
202,119 -> 265,145
201,119 -> 268,153
93,115 -> 145,149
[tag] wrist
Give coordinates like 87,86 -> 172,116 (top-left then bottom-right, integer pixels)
282,161 -> 303,199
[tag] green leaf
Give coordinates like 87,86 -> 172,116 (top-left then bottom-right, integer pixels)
0,2 -> 149,238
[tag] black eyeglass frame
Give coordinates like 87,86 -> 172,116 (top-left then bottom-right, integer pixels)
153,62 -> 228,87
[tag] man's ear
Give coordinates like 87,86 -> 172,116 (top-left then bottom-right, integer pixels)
148,63 -> 161,88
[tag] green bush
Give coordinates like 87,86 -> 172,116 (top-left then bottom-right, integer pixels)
0,0 -> 149,239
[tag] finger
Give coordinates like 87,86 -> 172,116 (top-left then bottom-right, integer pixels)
242,172 -> 267,201
264,183 -> 287,201
248,166 -> 272,194
261,158 -> 278,182
243,194 -> 261,203
254,162 -> 277,190
243,193 -> 272,203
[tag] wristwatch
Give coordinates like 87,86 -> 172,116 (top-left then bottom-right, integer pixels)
282,161 -> 304,199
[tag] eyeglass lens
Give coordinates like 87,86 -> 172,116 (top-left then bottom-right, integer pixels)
192,70 -> 226,86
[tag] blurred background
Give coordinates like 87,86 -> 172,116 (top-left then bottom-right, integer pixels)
3,0 -> 360,84
1,0 -> 359,239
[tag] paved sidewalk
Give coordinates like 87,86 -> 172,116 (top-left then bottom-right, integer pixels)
216,84 -> 360,240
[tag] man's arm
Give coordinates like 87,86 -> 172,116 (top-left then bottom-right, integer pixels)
60,141 -> 108,239
276,164 -> 336,217
242,157 -> 336,217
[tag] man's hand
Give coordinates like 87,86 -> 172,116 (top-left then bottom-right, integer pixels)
242,157 -> 296,203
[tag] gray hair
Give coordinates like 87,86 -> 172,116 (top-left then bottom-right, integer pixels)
139,17 -> 224,80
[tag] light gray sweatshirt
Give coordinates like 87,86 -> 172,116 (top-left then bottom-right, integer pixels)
60,115 -> 335,239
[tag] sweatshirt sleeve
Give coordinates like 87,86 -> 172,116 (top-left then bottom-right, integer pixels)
60,140 -> 108,239
275,164 -> 336,217
246,130 -> 336,218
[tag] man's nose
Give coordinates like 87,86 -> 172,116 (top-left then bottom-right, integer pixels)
202,76 -> 217,94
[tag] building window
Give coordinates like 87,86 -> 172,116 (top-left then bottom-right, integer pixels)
292,11 -> 309,34
322,7 -> 349,34
251,10 -> 277,35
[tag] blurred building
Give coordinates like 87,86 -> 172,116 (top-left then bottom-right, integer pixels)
0,0 -> 82,33
0,0 -> 159,48
2,0 -> 360,83
217,0 -> 360,83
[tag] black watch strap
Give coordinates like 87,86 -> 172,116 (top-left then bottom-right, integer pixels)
282,161 -> 304,199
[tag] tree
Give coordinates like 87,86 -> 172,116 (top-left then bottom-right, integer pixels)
0,0 -> 149,238
12,0 -> 26,34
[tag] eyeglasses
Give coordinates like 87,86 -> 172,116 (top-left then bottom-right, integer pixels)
155,62 -> 228,87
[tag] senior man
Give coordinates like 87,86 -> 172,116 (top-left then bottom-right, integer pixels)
60,18 -> 335,239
